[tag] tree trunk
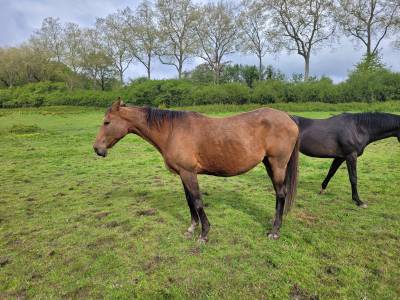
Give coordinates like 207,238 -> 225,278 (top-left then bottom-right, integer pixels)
178,62 -> 182,79
215,64 -> 221,84
147,53 -> 151,79
258,54 -> 263,81
119,71 -> 123,84
304,55 -> 310,81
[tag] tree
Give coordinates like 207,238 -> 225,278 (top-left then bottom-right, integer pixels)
122,1 -> 158,79
183,63 -> 214,83
80,28 -> 115,90
30,17 -> 65,63
97,14 -> 134,84
156,0 -> 199,78
238,0 -> 275,80
266,0 -> 336,81
336,0 -> 400,56
0,47 -> 22,87
222,64 -> 260,87
195,1 -> 238,83
63,22 -> 83,73
352,52 -> 386,74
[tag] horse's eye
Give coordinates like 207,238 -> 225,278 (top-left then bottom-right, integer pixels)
104,121 -> 110,125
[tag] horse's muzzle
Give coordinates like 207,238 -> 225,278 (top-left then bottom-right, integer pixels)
93,146 -> 107,157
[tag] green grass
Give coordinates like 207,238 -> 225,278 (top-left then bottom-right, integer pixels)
0,105 -> 399,299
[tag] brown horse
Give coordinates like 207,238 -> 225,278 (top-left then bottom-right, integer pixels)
93,99 -> 300,241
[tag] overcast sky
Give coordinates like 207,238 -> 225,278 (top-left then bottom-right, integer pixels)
1,0 -> 399,82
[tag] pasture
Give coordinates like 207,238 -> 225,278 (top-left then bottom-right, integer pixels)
0,105 -> 399,299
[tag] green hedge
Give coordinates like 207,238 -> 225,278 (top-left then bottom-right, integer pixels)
1,70 -> 400,108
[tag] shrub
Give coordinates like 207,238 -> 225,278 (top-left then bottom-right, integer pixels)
0,69 -> 399,108
341,70 -> 400,102
252,80 -> 287,103
191,83 -> 250,105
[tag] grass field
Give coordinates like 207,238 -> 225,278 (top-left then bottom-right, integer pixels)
0,105 -> 399,299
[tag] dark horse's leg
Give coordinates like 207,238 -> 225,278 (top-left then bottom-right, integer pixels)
345,153 -> 367,208
180,170 -> 210,242
181,182 -> 199,237
320,158 -> 345,194
263,158 -> 286,240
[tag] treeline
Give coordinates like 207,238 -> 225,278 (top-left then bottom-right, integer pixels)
0,0 -> 399,90
1,55 -> 399,108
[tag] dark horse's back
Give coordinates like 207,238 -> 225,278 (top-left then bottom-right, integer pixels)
292,113 -> 367,158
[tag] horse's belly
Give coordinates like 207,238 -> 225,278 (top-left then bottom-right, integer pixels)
196,147 -> 264,176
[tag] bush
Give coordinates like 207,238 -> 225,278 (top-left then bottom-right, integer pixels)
191,83 -> 250,105
120,80 -> 193,106
252,80 -> 287,103
341,70 -> 400,102
0,68 -> 399,108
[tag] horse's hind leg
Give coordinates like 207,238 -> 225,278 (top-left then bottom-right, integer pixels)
320,158 -> 345,194
345,153 -> 367,208
181,181 -> 199,237
263,158 -> 287,240
180,170 -> 210,242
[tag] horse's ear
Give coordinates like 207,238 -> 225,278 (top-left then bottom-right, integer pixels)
111,97 -> 125,111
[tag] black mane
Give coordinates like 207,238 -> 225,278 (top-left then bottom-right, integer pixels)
348,112 -> 400,133
144,107 -> 194,128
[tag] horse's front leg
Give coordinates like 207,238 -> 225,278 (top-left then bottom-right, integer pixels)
180,170 -> 210,243
181,182 -> 199,238
345,153 -> 367,208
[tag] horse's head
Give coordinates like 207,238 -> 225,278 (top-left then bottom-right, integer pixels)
93,98 -> 129,157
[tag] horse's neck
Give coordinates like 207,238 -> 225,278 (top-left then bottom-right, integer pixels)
364,115 -> 400,143
123,107 -> 170,154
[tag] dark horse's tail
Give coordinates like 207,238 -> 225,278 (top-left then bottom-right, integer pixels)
284,136 -> 300,213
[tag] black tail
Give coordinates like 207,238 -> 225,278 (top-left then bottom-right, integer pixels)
284,136 -> 300,213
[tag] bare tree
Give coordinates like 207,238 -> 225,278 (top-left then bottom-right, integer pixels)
238,0 -> 275,80
30,17 -> 65,63
336,0 -> 400,56
266,0 -> 336,81
122,1 -> 158,79
195,1 -> 237,84
156,0 -> 199,78
97,14 -> 134,84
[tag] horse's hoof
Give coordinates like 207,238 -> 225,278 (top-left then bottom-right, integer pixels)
197,235 -> 208,244
319,188 -> 326,195
359,203 -> 368,208
267,232 -> 280,240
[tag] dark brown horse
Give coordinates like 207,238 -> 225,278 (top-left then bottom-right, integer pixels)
94,99 -> 300,241
293,112 -> 400,207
